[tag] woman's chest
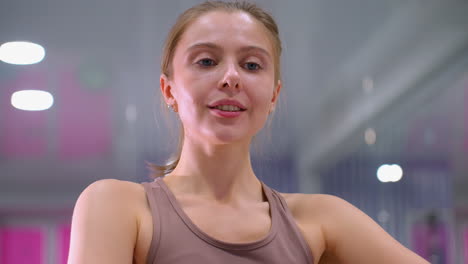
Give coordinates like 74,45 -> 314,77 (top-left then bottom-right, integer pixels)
184,201 -> 272,243
134,193 -> 325,264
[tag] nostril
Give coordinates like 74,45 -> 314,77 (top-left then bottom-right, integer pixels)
221,78 -> 240,89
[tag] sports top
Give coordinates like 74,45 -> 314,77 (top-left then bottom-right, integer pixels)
141,177 -> 313,263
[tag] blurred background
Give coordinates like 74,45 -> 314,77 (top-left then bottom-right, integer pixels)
1,0 -> 467,263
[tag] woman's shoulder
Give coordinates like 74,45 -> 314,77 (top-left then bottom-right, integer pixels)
77,178 -> 152,233
278,191 -> 380,229
74,178 -> 151,229
277,192 -> 370,235
82,178 -> 146,196
278,192 -> 429,263
79,178 -> 151,211
69,179 -> 150,263
278,192 -> 347,219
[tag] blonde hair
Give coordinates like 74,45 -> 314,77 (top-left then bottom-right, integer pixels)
148,1 -> 282,178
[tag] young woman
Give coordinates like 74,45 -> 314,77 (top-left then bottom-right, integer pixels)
68,1 -> 429,263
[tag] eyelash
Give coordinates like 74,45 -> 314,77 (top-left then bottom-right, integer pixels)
195,58 -> 262,71
244,62 -> 261,71
196,58 -> 217,67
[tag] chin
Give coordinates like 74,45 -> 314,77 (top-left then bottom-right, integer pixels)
203,130 -> 252,146
211,134 -> 247,145
189,122 -> 258,146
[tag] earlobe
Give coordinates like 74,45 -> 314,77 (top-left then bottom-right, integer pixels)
271,80 -> 282,104
269,105 -> 275,114
269,80 -> 281,114
160,74 -> 175,105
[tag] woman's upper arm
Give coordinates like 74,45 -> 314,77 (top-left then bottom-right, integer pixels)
68,179 -> 138,264
317,195 -> 429,264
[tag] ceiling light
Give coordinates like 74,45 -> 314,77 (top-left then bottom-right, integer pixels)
11,90 -> 54,111
0,41 -> 46,65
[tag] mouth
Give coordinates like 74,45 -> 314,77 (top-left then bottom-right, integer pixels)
208,105 -> 247,112
207,99 -> 247,112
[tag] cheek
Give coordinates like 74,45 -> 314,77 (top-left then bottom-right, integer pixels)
177,89 -> 204,120
173,81 -> 212,124
250,82 -> 275,110
175,68 -> 220,99
173,71 -> 207,104
257,94 -> 271,111
247,93 -> 272,126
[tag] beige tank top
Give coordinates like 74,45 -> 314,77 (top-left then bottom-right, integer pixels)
141,178 -> 313,263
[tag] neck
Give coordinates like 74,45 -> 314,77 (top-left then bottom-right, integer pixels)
165,136 -> 262,204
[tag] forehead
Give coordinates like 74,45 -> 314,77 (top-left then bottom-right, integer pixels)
177,10 -> 274,55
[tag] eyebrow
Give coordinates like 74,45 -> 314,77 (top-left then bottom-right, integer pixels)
186,42 -> 271,58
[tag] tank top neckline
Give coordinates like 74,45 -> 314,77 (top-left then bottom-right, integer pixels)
155,177 -> 279,251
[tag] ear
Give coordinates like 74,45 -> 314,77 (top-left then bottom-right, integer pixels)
160,73 -> 176,105
270,80 -> 282,112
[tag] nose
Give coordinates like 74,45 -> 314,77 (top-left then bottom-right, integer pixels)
219,61 -> 240,91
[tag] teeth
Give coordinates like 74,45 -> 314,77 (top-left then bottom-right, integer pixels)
213,105 -> 242,111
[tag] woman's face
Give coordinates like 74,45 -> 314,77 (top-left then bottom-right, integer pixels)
162,11 -> 281,146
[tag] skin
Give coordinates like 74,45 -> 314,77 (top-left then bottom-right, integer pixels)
68,11 -> 430,264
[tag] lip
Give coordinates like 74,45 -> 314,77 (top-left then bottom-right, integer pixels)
207,99 -> 247,110
209,108 -> 243,118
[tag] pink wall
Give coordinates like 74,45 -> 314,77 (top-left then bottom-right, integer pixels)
0,226 -> 44,264
0,64 -> 113,160
57,66 -> 112,160
464,228 -> 468,264
0,71 -> 48,158
57,224 -> 71,264
0,223 -> 72,264
412,223 -> 450,263
464,78 -> 468,152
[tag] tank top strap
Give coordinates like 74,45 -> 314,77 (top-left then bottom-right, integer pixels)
259,182 -> 292,216
261,185 -> 315,263
262,184 -> 289,211
141,180 -> 163,264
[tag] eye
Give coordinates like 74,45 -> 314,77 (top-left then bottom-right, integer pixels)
196,58 -> 217,67
244,62 -> 261,71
